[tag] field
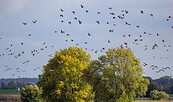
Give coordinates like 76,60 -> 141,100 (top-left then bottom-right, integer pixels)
135,101 -> 173,102
0,89 -> 20,95
0,95 -> 21,102
0,90 -> 172,102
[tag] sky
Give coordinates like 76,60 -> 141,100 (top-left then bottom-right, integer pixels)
0,0 -> 173,79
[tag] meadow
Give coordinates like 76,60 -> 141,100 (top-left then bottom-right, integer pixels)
0,89 -> 20,95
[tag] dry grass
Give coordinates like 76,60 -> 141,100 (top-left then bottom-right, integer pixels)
0,95 -> 21,102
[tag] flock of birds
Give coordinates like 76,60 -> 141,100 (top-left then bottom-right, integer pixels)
0,4 -> 172,78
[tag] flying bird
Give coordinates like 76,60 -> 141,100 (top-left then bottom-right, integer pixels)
81,4 -> 84,8
96,21 -> 100,24
150,14 -> 153,17
22,22 -> 27,25
32,20 -> 37,23
88,33 -> 91,36
60,8 -> 64,12
72,11 -> 75,14
140,10 -> 144,14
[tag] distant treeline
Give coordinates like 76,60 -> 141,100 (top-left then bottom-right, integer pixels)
145,76 -> 173,95
0,76 -> 172,94
0,78 -> 38,89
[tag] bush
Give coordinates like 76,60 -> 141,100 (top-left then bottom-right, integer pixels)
20,85 -> 43,102
150,90 -> 169,100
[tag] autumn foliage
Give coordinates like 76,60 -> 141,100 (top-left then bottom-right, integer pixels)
37,46 -> 92,102
38,46 -> 149,102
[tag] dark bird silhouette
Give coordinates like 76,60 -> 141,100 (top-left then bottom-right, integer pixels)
110,13 -> 115,15
125,10 -> 128,14
88,33 -> 91,36
29,34 -> 31,36
143,62 -> 148,66
72,11 -> 75,14
140,10 -> 144,14
74,17 -> 77,20
86,10 -> 88,13
97,12 -> 100,14
68,22 -> 71,24
32,20 -> 37,23
162,39 -> 165,42
109,7 -> 112,10
78,20 -> 82,24
85,42 -> 87,44
22,22 -> 27,25
152,43 -> 158,49
96,21 -> 100,24
108,40 -> 110,43
61,30 -> 65,34
60,14 -> 63,17
109,29 -> 114,32
81,4 -> 84,8
21,43 -> 23,45
60,8 -> 64,12
150,14 -> 153,17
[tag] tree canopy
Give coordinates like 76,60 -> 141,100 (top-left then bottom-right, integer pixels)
85,47 -> 150,102
37,46 -> 93,102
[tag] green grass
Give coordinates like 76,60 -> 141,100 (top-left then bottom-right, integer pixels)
169,94 -> 173,97
135,101 -> 173,102
0,89 -> 20,95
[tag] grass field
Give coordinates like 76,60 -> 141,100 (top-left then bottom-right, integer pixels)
0,89 -> 20,95
135,101 -> 173,102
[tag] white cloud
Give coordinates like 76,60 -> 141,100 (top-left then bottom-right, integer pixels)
0,0 -> 31,13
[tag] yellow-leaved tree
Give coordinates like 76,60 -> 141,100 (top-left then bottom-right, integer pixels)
37,46 -> 93,102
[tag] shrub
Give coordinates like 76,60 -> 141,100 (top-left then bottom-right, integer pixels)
20,85 -> 43,102
150,90 -> 168,100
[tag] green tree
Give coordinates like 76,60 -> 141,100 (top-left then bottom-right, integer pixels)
87,47 -> 149,102
37,46 -> 93,102
145,82 -> 159,97
20,85 -> 42,102
150,90 -> 169,100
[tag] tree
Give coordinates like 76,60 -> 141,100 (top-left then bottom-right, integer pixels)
37,46 -> 93,102
145,82 -> 159,97
87,47 -> 149,102
164,86 -> 173,94
7,81 -> 17,89
1,82 -> 8,89
150,90 -> 169,100
20,85 -> 42,102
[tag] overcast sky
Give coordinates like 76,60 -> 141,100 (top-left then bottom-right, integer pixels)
0,0 -> 173,79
